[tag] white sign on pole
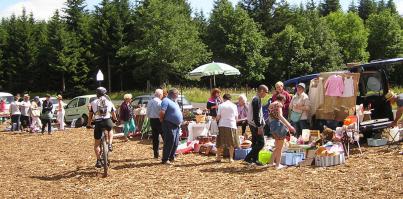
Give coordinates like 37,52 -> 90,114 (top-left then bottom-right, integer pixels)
96,70 -> 104,81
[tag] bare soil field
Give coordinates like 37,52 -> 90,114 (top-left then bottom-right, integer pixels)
0,127 -> 402,199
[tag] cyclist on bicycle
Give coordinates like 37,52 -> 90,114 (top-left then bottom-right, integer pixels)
87,87 -> 118,168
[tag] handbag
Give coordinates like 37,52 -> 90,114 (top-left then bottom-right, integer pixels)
40,110 -> 53,120
289,110 -> 302,123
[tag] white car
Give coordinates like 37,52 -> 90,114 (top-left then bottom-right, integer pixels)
0,92 -> 14,117
132,95 -> 193,110
64,95 -> 111,125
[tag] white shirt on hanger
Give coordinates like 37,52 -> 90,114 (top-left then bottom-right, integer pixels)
342,76 -> 354,97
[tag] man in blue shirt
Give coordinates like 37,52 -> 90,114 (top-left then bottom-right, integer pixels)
160,88 -> 183,164
147,89 -> 164,159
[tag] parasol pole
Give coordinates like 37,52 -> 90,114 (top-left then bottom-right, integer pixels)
213,75 -> 216,87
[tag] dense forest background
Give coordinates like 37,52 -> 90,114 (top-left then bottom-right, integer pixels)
0,0 -> 401,95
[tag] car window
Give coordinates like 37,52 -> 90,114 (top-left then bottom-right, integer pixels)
359,71 -> 383,97
51,99 -> 58,105
90,97 -> 97,103
67,98 -> 79,108
78,98 -> 86,107
132,98 -> 141,106
141,98 -> 149,105
0,96 -> 14,104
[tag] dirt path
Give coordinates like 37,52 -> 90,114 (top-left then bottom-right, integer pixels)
0,128 -> 402,198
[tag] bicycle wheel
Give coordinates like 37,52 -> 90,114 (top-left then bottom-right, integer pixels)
101,136 -> 109,177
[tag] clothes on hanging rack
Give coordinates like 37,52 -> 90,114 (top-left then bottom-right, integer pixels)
309,77 -> 324,115
325,74 -> 344,97
342,76 -> 354,97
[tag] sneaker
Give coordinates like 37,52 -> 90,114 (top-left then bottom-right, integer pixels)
95,159 -> 102,168
229,159 -> 234,163
161,160 -> 173,165
108,144 -> 113,152
242,160 -> 253,165
255,161 -> 266,166
276,164 -> 287,170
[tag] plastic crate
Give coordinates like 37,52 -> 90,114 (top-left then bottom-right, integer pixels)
281,152 -> 304,166
315,153 -> 345,167
367,138 -> 387,147
234,148 -> 251,160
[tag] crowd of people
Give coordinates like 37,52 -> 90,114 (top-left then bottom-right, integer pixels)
3,93 -> 66,134
3,84 -> 400,170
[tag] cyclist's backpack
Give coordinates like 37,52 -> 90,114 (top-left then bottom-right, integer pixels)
96,97 -> 108,117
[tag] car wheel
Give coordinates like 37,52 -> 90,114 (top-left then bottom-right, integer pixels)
82,114 -> 88,126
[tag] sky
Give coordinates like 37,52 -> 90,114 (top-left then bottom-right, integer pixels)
0,0 -> 402,20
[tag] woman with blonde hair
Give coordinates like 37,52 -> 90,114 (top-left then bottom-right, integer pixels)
119,93 -> 135,140
56,95 -> 66,131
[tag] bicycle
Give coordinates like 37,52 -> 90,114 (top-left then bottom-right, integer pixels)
87,125 -> 111,177
99,128 -> 110,177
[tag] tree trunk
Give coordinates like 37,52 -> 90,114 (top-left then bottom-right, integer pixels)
120,73 -> 123,91
62,72 -> 65,92
107,56 -> 111,92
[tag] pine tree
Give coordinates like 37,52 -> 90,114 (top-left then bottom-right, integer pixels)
386,0 -> 398,14
319,0 -> 341,16
3,9 -> 37,91
63,0 -> 91,94
47,10 -> 81,92
358,0 -> 377,20
348,0 -> 358,13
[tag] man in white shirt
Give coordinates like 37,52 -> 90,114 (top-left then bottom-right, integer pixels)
20,94 -> 31,132
87,87 -> 118,168
216,94 -> 239,162
10,95 -> 21,132
147,89 -> 164,159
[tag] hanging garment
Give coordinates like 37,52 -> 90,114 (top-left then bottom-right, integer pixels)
342,76 -> 354,97
308,77 -> 324,115
325,75 -> 344,97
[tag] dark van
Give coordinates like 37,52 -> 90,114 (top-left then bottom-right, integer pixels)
283,58 -> 403,136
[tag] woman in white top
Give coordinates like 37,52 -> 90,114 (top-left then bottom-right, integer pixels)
9,95 -> 21,132
216,94 -> 239,163
56,95 -> 66,131
30,96 -> 42,132
289,83 -> 310,137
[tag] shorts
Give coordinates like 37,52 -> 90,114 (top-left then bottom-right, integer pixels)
270,119 -> 289,140
94,118 -> 114,140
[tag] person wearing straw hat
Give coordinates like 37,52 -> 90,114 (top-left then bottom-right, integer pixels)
385,90 -> 403,127
289,83 -> 310,138
57,95 -> 66,131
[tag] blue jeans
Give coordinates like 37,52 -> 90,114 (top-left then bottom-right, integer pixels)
11,114 -> 21,131
162,121 -> 180,162
291,120 -> 308,137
